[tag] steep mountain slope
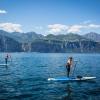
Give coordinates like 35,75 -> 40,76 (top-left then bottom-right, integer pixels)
84,32 -> 100,42
45,33 -> 89,41
0,30 -> 44,43
0,34 -> 22,52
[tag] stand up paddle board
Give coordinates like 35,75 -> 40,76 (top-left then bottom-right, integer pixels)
48,76 -> 96,81
0,64 -> 9,66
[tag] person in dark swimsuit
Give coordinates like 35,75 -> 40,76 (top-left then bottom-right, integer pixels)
5,54 -> 9,64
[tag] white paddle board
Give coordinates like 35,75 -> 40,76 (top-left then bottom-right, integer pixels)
48,76 -> 96,81
0,64 -> 9,66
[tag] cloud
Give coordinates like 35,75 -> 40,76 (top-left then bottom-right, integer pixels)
67,24 -> 100,33
0,23 -> 22,32
47,23 -> 100,34
67,25 -> 84,33
47,24 -> 84,33
0,9 -> 7,14
88,24 -> 100,28
48,24 -> 68,34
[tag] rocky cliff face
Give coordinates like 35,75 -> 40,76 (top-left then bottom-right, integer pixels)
31,40 -> 100,53
0,34 -> 22,52
0,30 -> 100,53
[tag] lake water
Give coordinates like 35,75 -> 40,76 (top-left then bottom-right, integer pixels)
0,53 -> 100,100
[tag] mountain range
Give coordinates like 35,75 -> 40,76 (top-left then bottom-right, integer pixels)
84,32 -> 100,42
0,30 -> 100,53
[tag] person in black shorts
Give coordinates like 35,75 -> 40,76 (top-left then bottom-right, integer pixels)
5,54 -> 9,64
66,57 -> 73,77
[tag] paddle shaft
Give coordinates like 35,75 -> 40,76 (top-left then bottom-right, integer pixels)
71,61 -> 78,76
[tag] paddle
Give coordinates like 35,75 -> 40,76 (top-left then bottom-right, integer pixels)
71,61 -> 78,77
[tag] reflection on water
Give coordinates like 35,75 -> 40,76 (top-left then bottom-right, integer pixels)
62,83 -> 73,100
0,53 -> 100,100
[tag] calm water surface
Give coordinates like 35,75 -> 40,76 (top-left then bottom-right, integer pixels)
0,53 -> 100,100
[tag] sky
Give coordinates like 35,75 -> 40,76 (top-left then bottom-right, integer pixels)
0,0 -> 100,35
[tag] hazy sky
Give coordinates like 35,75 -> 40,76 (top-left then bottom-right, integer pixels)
0,0 -> 100,35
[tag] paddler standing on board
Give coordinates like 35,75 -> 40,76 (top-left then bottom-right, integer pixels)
5,54 -> 9,64
66,57 -> 73,77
